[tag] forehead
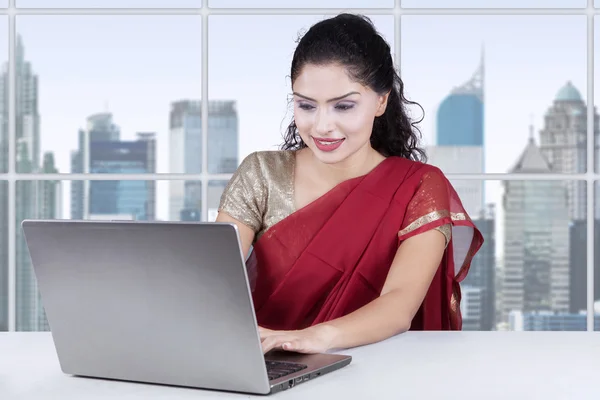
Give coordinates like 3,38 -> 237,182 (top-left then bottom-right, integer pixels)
293,63 -> 366,98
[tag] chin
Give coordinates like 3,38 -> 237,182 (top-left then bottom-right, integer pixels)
308,146 -> 352,165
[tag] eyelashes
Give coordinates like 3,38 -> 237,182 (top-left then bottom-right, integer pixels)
297,102 -> 355,111
298,103 -> 314,110
335,104 -> 354,111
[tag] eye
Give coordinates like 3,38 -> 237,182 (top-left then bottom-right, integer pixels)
335,103 -> 354,111
298,103 -> 315,110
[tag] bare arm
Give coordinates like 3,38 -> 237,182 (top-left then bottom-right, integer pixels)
319,228 -> 446,349
260,228 -> 447,353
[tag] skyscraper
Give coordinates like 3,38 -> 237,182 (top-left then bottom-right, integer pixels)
88,135 -> 156,220
0,35 -> 41,330
0,39 -> 7,331
427,50 -> 485,217
71,113 -> 121,219
14,35 -> 40,174
0,181 -> 7,331
0,41 -> 7,174
71,114 -> 156,220
461,207 -> 496,330
569,220 -> 600,314
460,287 -> 483,330
538,81 -> 600,220
16,152 -> 61,332
169,100 -> 201,221
208,100 -> 238,174
169,100 -> 239,222
436,52 -> 484,147
501,132 -> 570,324
0,35 -> 63,331
509,310 -> 600,331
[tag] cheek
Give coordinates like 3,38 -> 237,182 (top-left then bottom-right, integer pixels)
293,109 -> 313,134
337,110 -> 376,139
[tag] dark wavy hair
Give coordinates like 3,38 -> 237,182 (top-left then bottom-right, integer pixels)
281,13 -> 426,162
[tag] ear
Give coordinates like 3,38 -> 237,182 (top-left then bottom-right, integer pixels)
375,91 -> 391,117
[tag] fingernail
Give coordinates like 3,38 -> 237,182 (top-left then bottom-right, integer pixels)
283,342 -> 291,349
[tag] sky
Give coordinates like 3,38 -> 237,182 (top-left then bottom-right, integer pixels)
0,9 -> 597,234
4,0 -> 595,7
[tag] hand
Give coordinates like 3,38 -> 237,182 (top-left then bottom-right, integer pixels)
258,325 -> 338,354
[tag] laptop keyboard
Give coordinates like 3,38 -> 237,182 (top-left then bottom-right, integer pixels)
265,360 -> 308,381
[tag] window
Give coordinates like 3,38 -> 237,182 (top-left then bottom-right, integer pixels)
14,179 -> 201,331
401,0 -> 585,7
209,0 -> 392,7
0,17 -> 6,173
0,181 -> 6,331
596,16 -> 600,173
401,15 -> 586,174
596,182 -> 600,330
15,15 -> 201,175
17,0 -> 201,8
208,15 -> 393,159
0,1 -> 596,332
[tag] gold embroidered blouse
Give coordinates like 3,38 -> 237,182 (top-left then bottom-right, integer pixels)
218,150 -> 452,246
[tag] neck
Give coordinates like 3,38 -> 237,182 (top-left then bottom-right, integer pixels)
308,144 -> 383,185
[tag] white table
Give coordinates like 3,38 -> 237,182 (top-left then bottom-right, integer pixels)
2,331 -> 600,399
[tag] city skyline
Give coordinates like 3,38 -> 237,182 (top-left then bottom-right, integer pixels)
1,15 -> 590,174
0,14 -> 593,221
1,7 -> 600,332
2,40 -> 583,257
0,14 -> 594,233
16,14 -> 202,177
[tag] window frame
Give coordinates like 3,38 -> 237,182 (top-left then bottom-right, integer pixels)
0,0 -> 597,332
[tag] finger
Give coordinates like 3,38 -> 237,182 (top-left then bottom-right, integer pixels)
261,337 -> 278,354
282,339 -> 305,353
259,327 -> 276,341
261,335 -> 291,354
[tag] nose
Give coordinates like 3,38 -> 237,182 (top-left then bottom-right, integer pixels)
314,108 -> 334,135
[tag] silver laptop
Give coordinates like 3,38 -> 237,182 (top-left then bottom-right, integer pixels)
21,219 -> 352,395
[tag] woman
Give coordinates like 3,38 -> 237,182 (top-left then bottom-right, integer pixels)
216,13 -> 483,354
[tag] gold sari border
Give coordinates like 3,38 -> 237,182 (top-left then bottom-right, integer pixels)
398,210 -> 450,237
398,209 -> 467,237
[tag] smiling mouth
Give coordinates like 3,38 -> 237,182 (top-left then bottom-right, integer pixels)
313,138 -> 344,146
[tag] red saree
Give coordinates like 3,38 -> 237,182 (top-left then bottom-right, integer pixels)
247,156 -> 483,331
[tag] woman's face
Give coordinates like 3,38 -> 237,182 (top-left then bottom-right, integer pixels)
292,63 -> 389,166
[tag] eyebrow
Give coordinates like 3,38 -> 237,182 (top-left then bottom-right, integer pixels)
292,91 -> 361,102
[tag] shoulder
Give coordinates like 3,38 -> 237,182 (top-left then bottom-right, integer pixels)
253,150 -> 296,171
386,156 -> 448,185
221,149 -> 294,203
416,163 -> 447,185
236,150 -> 295,178
395,159 -> 455,244
219,150 -> 295,233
